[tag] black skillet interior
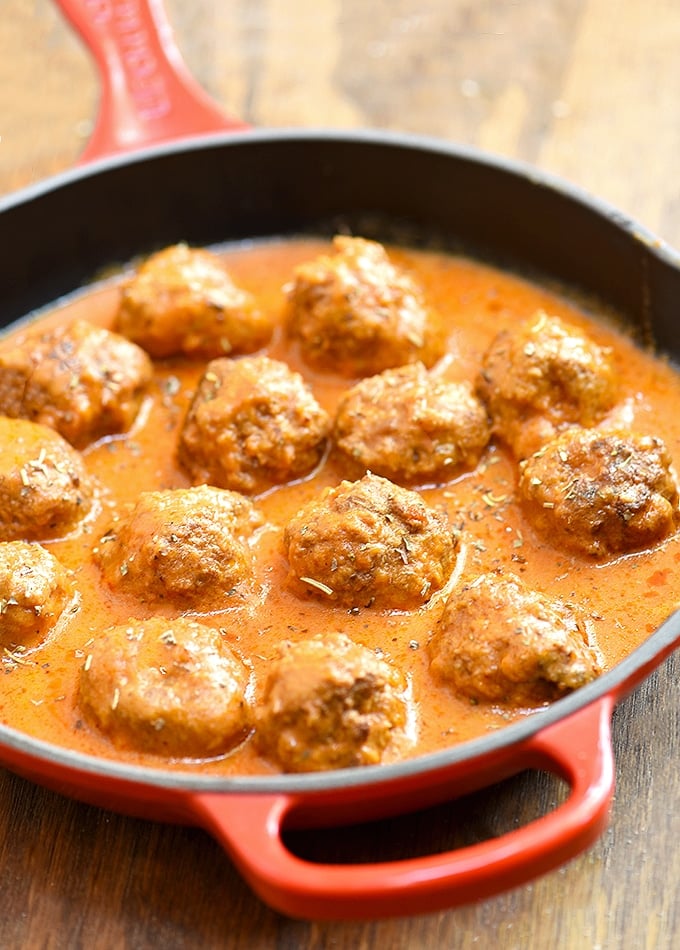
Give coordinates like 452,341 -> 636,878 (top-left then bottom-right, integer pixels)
3,130 -> 680,361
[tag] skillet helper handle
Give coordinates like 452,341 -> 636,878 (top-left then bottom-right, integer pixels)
192,697 -> 616,920
55,0 -> 248,164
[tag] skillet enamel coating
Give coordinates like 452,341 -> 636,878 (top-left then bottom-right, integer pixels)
1,0 -> 680,919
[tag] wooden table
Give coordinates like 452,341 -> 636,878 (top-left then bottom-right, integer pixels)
1,1 -> 679,946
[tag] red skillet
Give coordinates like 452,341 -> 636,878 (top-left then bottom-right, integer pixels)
1,0 -> 680,920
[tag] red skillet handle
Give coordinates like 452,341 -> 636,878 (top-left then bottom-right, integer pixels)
191,697 -> 615,920
55,0 -> 248,164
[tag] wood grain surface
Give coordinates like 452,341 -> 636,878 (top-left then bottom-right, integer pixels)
1,1 -> 680,947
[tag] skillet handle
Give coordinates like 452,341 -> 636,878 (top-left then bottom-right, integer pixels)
191,697 -> 616,920
55,0 -> 248,163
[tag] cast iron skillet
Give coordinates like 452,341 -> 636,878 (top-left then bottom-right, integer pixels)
1,0 -> 680,920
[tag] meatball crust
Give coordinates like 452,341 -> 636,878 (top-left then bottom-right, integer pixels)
476,311 -> 617,458
284,236 -> 445,377
178,355 -> 330,495
0,417 -> 95,541
0,541 -> 74,650
283,472 -> 458,609
518,428 -> 680,558
333,362 -> 491,484
0,319 -> 153,449
116,244 -> 273,359
429,573 -> 603,705
254,633 -> 409,772
78,617 -> 251,757
95,485 -> 262,609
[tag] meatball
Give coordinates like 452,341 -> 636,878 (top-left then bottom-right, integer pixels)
333,362 -> 491,484
476,311 -> 617,458
0,541 -> 74,650
254,633 -> 409,772
95,485 -> 262,608
283,472 -> 458,609
429,573 -> 603,705
284,236 -> 445,377
78,617 -> 251,756
518,428 -> 680,558
116,244 -> 274,359
178,355 -> 330,495
0,319 -> 153,449
0,417 -> 95,541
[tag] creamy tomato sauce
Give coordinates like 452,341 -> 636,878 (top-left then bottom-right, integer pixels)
1,238 -> 680,776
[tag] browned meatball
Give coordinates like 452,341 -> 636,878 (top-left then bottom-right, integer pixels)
476,311 -> 617,458
0,541 -> 75,650
0,417 -> 95,541
116,244 -> 274,359
518,428 -> 680,558
283,472 -> 458,608
429,573 -> 603,705
178,355 -> 330,495
78,617 -> 251,756
254,633 -> 409,772
0,320 -> 153,449
333,362 -> 491,484
95,485 -> 262,608
284,236 -> 445,377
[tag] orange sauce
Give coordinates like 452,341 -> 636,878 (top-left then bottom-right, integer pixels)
1,238 -> 680,776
